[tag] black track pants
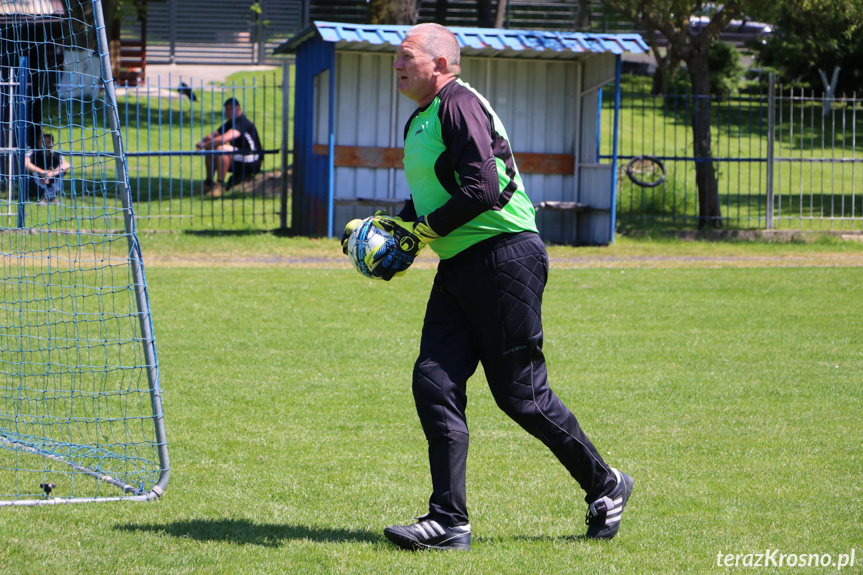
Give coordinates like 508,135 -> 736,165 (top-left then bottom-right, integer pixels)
412,232 -> 613,526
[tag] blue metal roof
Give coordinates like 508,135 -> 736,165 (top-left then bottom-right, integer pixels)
276,21 -> 649,58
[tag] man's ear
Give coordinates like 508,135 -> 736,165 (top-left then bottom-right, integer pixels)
433,56 -> 448,74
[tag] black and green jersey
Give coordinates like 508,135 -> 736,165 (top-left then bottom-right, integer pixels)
398,78 -> 538,259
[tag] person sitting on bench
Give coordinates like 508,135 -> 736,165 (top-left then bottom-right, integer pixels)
24,133 -> 70,205
195,97 -> 262,196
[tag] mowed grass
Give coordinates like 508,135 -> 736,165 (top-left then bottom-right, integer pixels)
0,234 -> 861,574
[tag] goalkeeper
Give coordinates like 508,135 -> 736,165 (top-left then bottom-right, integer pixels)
346,23 -> 634,551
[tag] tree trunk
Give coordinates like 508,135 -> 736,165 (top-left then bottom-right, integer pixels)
435,0 -> 449,24
477,0 -> 496,27
576,0 -> 591,30
686,53 -> 723,228
639,28 -> 680,95
652,51 -> 683,95
368,0 -> 419,25
493,0 -> 508,28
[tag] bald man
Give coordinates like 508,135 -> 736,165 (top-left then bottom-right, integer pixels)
356,23 -> 634,551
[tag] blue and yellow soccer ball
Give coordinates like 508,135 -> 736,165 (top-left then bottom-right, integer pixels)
346,217 -> 391,278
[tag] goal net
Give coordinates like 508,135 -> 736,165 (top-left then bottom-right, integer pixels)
0,0 -> 169,505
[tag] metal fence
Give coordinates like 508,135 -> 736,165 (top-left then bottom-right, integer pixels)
108,68 -> 860,234
114,65 -> 290,232
605,75 -> 863,231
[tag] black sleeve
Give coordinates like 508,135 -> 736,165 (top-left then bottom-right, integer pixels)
397,197 -> 417,222
424,92 -> 501,237
216,119 -> 232,138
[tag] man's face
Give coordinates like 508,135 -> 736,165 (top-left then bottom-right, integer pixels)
224,103 -> 238,118
394,34 -> 440,106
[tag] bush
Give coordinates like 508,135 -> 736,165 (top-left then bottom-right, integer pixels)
708,41 -> 744,96
667,41 -> 744,99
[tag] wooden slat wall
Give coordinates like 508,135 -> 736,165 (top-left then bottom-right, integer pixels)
313,144 -> 574,175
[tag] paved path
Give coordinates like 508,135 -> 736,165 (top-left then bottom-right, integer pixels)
145,64 -> 278,87
115,64 -> 278,98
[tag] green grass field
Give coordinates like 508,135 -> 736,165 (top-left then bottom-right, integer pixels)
1,234 -> 861,574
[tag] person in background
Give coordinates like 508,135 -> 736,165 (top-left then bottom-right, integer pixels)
24,133 -> 70,205
195,97 -> 262,197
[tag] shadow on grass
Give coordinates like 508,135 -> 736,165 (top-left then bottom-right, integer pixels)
179,228 -> 298,238
508,534 -> 599,544
183,229 -> 276,237
115,518 -> 381,547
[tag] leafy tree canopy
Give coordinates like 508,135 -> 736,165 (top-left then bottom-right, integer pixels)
745,0 -> 863,94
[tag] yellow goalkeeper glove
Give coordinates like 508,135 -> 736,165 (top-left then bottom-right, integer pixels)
370,215 -> 439,280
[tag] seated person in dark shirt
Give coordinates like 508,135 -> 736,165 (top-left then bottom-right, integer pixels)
24,133 -> 70,205
195,97 -> 263,196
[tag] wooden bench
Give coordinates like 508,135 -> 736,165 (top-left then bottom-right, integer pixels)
117,40 -> 146,86
333,197 -> 406,207
533,201 -> 590,212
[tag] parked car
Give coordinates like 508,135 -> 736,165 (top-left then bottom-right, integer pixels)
689,14 -> 773,45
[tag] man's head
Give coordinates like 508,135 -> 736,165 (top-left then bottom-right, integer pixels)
224,97 -> 242,117
394,23 -> 460,106
40,133 -> 54,149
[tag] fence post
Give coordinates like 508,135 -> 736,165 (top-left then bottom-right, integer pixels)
15,57 -> 28,229
766,72 -> 775,230
280,61 -> 290,232
168,0 -> 176,65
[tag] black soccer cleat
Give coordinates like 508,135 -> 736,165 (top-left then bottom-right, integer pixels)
585,468 -> 634,539
384,514 -> 471,551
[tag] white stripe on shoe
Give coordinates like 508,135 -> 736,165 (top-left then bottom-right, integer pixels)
417,520 -> 446,540
384,516 -> 472,550
585,467 -> 634,539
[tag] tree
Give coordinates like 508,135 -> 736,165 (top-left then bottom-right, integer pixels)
431,0 -> 508,27
368,0 -> 420,25
67,0 -> 127,48
641,22 -> 683,96
476,0 -> 508,27
575,0 -> 592,30
596,0 -> 747,228
746,0 -> 863,94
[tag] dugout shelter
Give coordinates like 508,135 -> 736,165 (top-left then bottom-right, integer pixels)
276,21 -> 648,245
